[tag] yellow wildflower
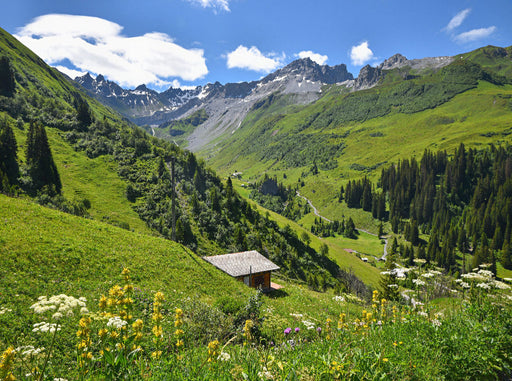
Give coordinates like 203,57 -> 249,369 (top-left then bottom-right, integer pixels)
99,295 -> 108,310
207,340 -> 220,363
98,328 -> 108,339
151,350 -> 162,359
152,325 -> 163,338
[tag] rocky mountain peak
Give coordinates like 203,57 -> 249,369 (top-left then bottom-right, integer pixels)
353,64 -> 382,90
379,54 -> 408,70
263,58 -> 353,85
134,84 -> 149,92
96,74 -> 106,83
76,72 -> 95,88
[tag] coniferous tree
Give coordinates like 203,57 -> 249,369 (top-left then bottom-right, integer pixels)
338,185 -> 344,202
501,243 -> 512,270
0,117 -> 19,189
344,217 -> 357,239
0,56 -> 15,96
75,96 -> 93,129
25,121 -> 61,195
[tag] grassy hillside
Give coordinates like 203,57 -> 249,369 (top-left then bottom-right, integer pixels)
0,193 -> 362,347
0,193 -> 252,304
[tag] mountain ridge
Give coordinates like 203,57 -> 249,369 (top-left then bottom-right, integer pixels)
72,51 -> 463,150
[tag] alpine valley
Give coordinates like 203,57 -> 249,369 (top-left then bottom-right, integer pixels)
1,22 -> 512,380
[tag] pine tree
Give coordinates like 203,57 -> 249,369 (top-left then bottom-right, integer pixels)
25,121 -> 62,195
0,56 -> 15,96
344,217 -> 357,239
501,243 -> 512,270
0,117 -> 19,187
75,96 -> 93,128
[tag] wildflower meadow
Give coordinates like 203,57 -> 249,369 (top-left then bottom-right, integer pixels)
1,265 -> 512,380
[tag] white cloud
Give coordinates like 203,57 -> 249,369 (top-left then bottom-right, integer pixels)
184,0 -> 230,12
170,79 -> 198,90
296,51 -> 328,65
454,26 -> 496,43
445,8 -> 471,32
226,45 -> 284,73
350,41 -> 374,66
54,65 -> 86,79
15,14 -> 208,89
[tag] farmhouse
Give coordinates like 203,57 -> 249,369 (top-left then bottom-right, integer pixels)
202,250 -> 280,290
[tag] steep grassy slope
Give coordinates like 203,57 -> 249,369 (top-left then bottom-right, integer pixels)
0,194 -> 251,304
11,122 -> 151,233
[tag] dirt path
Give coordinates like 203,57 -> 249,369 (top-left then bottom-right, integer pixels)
296,191 -> 388,259
296,191 -> 332,222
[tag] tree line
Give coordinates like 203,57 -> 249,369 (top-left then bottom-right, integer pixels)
341,143 -> 512,273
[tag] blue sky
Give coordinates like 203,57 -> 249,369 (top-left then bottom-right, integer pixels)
2,0 -> 511,91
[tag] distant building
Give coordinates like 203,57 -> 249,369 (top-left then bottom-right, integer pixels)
202,250 -> 280,290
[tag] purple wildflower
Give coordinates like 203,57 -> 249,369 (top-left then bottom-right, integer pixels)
295,327 -> 300,333
317,327 -> 322,333
284,327 -> 292,335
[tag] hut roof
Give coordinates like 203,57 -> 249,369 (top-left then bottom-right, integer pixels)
202,250 -> 280,278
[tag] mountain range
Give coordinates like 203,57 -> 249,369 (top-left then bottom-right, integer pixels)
74,51 -> 469,151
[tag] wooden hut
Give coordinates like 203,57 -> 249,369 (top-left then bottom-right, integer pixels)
202,250 -> 280,290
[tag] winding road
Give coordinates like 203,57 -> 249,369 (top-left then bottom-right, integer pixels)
296,191 -> 388,260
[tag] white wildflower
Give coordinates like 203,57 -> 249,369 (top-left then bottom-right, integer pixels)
31,294 -> 88,318
476,282 -> 491,290
80,307 -> 89,315
412,279 -> 426,286
289,313 -> 303,319
388,284 -> 398,288
461,272 -> 487,281
493,281 -> 511,290
16,345 -> 45,358
332,295 -> 345,302
107,316 -> 128,329
417,311 -> 428,317
477,269 -> 494,278
258,368 -> 274,379
52,312 -> 63,320
218,352 -> 231,361
302,320 -> 316,330
0,307 -> 13,315
32,322 -> 60,333
421,272 -> 435,278
431,319 -> 442,327
413,258 -> 426,264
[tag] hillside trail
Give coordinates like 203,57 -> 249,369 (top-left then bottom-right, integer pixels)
296,191 -> 388,260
